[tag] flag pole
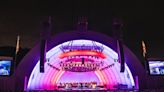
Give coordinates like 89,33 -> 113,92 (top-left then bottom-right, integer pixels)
142,40 -> 147,58
14,35 -> 20,70
141,40 -> 148,73
13,35 -> 20,91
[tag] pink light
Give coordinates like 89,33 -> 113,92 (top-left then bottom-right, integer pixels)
51,70 -> 64,84
56,71 -> 65,83
96,70 -> 106,85
59,50 -> 106,59
57,71 -> 100,83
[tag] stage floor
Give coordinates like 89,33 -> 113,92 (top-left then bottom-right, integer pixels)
26,89 -> 139,92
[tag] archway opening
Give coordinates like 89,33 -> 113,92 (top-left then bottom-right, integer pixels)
27,39 -> 135,90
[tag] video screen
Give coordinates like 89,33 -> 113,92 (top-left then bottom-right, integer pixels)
148,61 -> 164,75
0,60 -> 11,76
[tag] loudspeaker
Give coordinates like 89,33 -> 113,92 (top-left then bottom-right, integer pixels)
82,58 -> 84,64
39,16 -> 51,73
40,39 -> 46,73
117,40 -> 125,72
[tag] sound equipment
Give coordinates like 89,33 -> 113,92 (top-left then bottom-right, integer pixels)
82,58 -> 84,64
40,39 -> 46,73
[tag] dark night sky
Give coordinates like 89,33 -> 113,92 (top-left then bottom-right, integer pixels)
0,1 -> 164,60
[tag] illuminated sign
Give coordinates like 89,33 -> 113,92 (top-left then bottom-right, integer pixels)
59,50 -> 106,59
